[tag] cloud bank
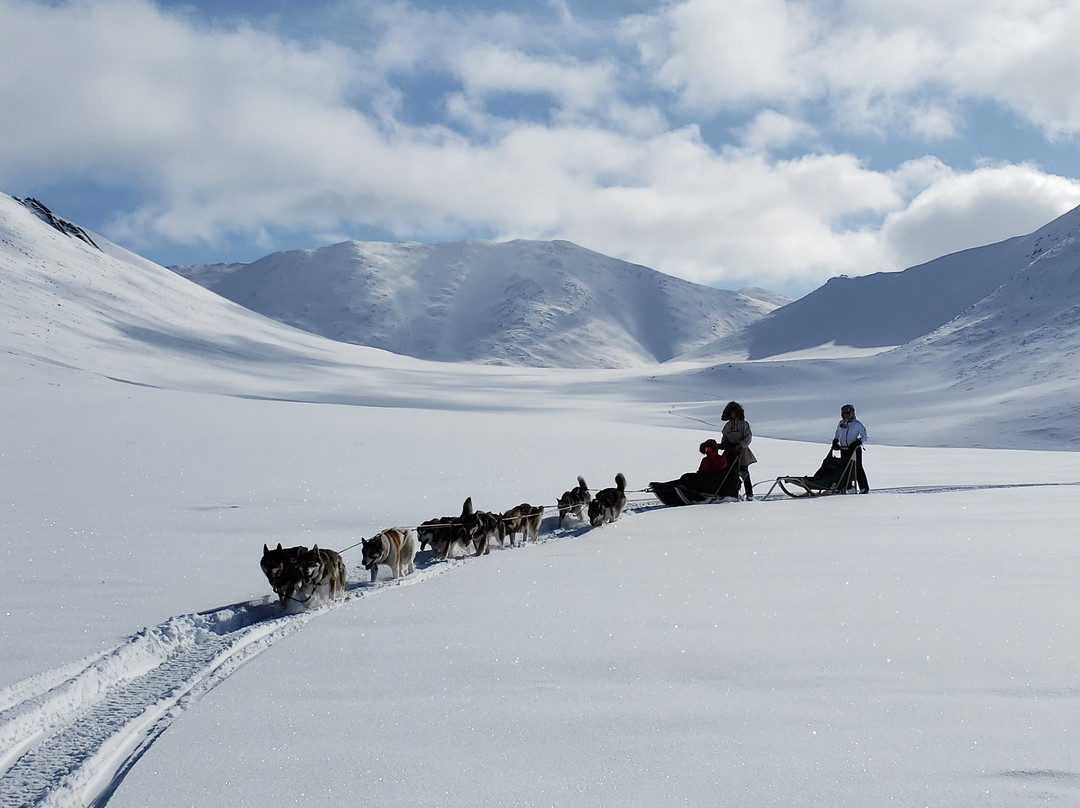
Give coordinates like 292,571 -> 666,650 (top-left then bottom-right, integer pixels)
2,0 -> 1079,294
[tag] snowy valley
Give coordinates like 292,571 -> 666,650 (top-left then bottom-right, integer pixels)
3,192 -> 1080,807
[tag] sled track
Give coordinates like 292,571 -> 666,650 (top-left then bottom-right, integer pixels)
0,559 -> 464,808
0,510 -> 625,808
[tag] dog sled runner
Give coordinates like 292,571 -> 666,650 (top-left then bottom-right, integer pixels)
650,459 -> 742,507
767,449 -> 858,499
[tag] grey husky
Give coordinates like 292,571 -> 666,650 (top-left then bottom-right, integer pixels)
276,544 -> 347,606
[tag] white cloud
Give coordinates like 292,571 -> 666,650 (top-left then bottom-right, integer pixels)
626,0 -> 816,109
2,0 -> 1080,299
880,163 -> 1080,269
737,110 -> 818,152
628,0 -> 1080,139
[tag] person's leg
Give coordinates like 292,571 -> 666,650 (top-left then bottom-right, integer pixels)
741,468 -> 754,499
855,446 -> 869,492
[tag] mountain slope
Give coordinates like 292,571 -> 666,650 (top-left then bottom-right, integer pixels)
892,207 -> 1080,412
0,192 -> 440,392
171,240 -> 787,368
724,205 -> 1080,360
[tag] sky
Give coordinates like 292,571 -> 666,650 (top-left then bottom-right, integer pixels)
5,0 -> 1080,296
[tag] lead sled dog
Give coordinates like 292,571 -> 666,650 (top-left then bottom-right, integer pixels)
261,543 -> 346,606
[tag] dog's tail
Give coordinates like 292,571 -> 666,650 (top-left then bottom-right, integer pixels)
577,475 -> 587,491
615,472 -> 626,491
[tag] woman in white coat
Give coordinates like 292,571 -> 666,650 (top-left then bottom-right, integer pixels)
832,403 -> 869,493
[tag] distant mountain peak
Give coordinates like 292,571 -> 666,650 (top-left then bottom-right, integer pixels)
172,239 -> 788,368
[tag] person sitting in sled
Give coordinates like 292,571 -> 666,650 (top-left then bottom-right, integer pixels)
648,438 -> 739,505
697,438 -> 728,473
832,403 -> 869,494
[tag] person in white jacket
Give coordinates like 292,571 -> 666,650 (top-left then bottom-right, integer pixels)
832,403 -> 869,493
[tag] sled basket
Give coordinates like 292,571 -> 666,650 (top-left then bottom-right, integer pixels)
649,455 -> 742,506
769,450 -> 858,499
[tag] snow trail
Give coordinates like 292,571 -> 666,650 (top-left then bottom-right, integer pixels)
0,561 -> 460,808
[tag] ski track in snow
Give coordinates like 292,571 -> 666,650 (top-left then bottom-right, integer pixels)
3,483 -> 1079,808
0,555 -> 468,808
0,507 -> 607,808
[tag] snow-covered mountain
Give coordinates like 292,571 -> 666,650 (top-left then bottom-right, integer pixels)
712,204 -> 1080,361
0,193 -> 457,400
171,240 -> 787,368
5,188 -> 1080,447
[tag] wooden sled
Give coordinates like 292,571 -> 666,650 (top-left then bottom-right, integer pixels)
766,450 -> 858,499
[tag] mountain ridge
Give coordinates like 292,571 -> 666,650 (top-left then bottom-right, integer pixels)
171,238 -> 788,368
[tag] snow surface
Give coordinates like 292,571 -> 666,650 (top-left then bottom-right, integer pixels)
4,192 -> 1080,807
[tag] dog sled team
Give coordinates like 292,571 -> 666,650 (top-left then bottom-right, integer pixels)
259,401 -> 869,607
259,472 -> 628,609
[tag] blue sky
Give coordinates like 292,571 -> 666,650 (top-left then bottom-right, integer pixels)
4,0 -> 1080,296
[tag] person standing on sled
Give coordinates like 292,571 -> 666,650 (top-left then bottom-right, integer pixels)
720,401 -> 757,500
832,403 -> 869,493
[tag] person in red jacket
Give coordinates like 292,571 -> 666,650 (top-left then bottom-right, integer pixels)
697,438 -> 728,473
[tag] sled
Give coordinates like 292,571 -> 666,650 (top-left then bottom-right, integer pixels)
766,449 -> 858,499
650,461 -> 742,506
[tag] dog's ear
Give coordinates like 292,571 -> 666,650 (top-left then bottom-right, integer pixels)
276,543 -> 283,551
263,544 -> 269,554
462,496 -> 474,515
311,544 -> 319,553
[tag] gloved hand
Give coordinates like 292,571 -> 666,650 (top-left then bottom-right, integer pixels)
831,438 -> 840,451
849,439 -> 862,449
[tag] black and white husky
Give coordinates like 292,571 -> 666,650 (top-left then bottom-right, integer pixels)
261,543 -> 307,605
557,476 -> 591,526
361,527 -> 419,582
460,497 -> 501,556
588,473 -> 627,526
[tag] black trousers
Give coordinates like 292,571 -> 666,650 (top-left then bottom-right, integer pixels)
840,446 -> 869,491
739,467 -> 754,497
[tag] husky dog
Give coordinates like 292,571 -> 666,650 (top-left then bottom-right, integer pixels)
361,527 -> 419,583
588,473 -> 627,527
460,496 -> 501,556
286,545 -> 347,604
261,543 -> 308,605
273,560 -> 310,607
557,476 -> 592,526
500,503 -> 545,547
418,516 -> 469,560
